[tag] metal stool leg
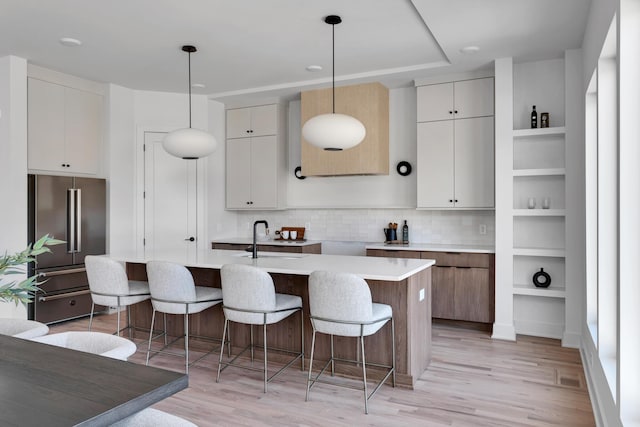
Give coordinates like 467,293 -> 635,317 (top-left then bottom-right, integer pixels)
263,321 -> 268,393
360,332 -> 369,414
330,334 -> 335,376
146,309 -> 157,366
88,303 -> 95,331
305,329 -> 317,401
391,317 -> 396,387
184,312 -> 189,374
300,309 -> 305,371
216,318 -> 229,383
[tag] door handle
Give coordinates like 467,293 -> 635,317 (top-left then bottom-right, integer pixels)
185,237 -> 196,242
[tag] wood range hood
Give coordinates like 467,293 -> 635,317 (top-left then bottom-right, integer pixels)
300,82 -> 389,176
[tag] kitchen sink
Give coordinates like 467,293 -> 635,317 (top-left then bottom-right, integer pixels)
232,252 -> 308,260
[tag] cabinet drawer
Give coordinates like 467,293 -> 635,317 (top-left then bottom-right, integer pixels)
34,289 -> 99,324
212,243 -> 247,251
421,251 -> 490,268
366,249 -> 422,259
37,269 -> 88,293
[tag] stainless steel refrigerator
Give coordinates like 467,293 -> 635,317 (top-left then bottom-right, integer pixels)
27,174 -> 106,324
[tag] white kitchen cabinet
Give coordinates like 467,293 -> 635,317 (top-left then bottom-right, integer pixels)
226,104 -> 277,139
417,116 -> 494,208
28,78 -> 102,175
226,136 -> 278,209
417,77 -> 494,122
225,103 -> 286,210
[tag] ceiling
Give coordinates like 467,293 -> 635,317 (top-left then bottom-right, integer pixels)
0,0 -> 591,103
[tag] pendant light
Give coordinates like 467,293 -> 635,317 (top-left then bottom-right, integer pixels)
163,45 -> 217,159
302,15 -> 366,151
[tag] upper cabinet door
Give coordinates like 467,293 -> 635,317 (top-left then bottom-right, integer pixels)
417,78 -> 494,122
249,136 -> 278,208
453,78 -> 494,119
28,78 -> 66,171
417,120 -> 455,208
248,104 -> 277,137
417,82 -> 454,122
225,138 -> 252,208
27,78 -> 102,175
226,108 -> 252,139
453,117 -> 495,208
226,104 -> 277,139
64,87 -> 102,175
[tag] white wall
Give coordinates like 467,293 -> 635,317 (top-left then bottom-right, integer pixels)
0,56 -> 28,318
107,89 -> 227,254
206,99 -> 237,241
106,84 -> 135,254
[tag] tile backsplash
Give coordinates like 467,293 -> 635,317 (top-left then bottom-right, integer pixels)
236,209 -> 495,246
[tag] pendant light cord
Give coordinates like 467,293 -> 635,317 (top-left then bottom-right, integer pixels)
188,50 -> 192,128
332,21 -> 335,114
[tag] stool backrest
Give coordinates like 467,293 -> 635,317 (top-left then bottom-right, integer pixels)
308,271 -> 373,322
85,256 -> 130,298
220,264 -> 276,311
146,261 -> 197,303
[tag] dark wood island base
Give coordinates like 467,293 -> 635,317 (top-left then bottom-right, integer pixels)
126,263 -> 431,388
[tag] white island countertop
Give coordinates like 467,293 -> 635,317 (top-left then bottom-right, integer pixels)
108,250 -> 433,282
365,243 -> 495,254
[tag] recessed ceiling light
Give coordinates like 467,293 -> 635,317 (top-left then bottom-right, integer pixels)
306,65 -> 323,72
191,83 -> 205,89
59,37 -> 82,47
460,46 -> 480,55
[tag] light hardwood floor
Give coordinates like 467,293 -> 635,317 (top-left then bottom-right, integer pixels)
50,314 -> 595,427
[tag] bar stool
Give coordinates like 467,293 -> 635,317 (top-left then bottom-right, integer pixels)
0,318 -> 49,339
145,261 -> 223,374
306,270 -> 395,414
85,255 -> 151,337
217,264 -> 304,392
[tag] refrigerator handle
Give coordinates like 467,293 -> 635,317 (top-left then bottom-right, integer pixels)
67,189 -> 75,253
75,188 -> 82,253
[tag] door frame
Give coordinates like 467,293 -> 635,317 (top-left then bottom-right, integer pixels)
135,125 -> 208,257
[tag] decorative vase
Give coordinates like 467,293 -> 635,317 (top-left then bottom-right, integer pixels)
533,268 -> 551,288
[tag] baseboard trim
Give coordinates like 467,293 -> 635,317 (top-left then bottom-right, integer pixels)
491,322 -> 516,341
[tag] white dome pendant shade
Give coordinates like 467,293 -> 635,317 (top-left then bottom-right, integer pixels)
163,127 -> 217,159
162,45 -> 217,159
302,15 -> 366,151
302,113 -> 365,151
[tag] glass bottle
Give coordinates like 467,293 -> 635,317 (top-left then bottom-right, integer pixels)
531,105 -> 538,128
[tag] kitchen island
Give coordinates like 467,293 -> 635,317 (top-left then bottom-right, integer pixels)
112,250 -> 434,388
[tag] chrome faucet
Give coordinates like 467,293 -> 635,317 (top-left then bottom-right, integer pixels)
252,220 -> 269,259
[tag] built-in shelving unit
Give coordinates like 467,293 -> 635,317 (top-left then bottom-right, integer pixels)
507,59 -> 567,340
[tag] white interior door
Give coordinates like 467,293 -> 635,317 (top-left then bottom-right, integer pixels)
144,132 -> 197,257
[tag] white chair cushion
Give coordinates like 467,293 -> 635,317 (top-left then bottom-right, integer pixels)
146,261 -> 222,315
0,318 -> 49,339
86,256 -> 151,307
111,408 -> 197,427
224,293 -> 302,325
152,286 -> 222,315
31,331 -> 137,361
309,271 -> 392,337
220,264 -> 301,325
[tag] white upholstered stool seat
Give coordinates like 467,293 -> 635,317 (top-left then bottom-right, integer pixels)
111,408 -> 197,427
85,255 -> 151,337
31,331 -> 137,361
217,263 -> 304,392
145,261 -> 223,374
0,318 -> 49,339
306,270 -> 396,414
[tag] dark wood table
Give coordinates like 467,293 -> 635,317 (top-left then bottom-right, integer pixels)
0,334 -> 188,427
